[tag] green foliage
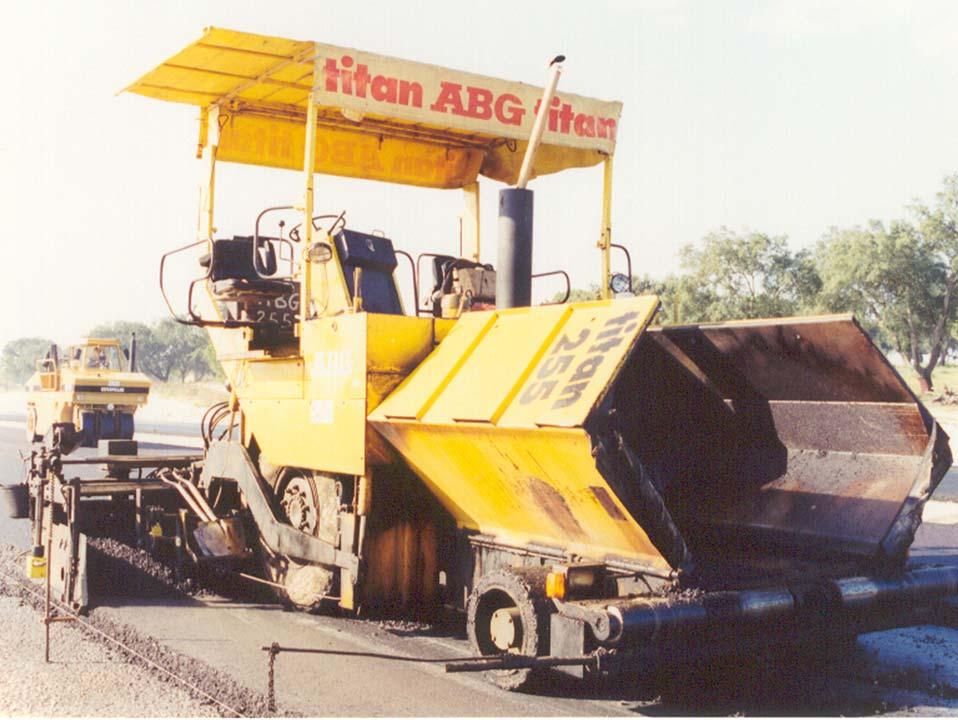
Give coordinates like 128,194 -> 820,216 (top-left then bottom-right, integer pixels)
814,221 -> 942,343
634,273 -> 711,325
87,319 -> 220,382
548,284 -> 603,303
678,228 -> 820,321
815,174 -> 958,390
551,230 -> 821,327
1,337 -> 56,384
551,175 -> 958,395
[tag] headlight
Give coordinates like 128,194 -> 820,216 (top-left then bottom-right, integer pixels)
609,273 -> 631,294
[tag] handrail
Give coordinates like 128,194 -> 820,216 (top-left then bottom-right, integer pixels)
160,238 -> 297,329
610,243 -> 633,293
415,252 -> 452,316
159,239 -> 212,325
413,255 -> 573,310
533,270 -> 571,304
393,249 -> 419,318
185,276 -> 297,329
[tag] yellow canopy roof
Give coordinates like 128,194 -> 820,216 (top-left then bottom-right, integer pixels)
124,27 -> 622,188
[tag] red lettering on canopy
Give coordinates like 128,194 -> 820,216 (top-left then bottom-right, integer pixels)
574,113 -> 596,137
323,55 -> 616,146
494,93 -> 524,126
324,58 -> 340,92
353,63 -> 371,98
430,82 -> 466,115
371,75 -> 398,103
597,117 -> 617,140
398,80 -> 423,108
465,86 -> 493,120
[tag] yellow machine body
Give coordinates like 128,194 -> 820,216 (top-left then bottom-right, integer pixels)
117,28 -> 950,621
25,338 -> 150,447
233,313 -> 437,475
225,296 -> 669,571
214,287 -> 947,580
369,297 -> 669,570
369,306 -> 949,573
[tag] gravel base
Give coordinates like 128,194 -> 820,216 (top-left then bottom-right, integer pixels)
0,591 -> 217,717
0,544 -> 283,717
87,534 -> 275,604
87,537 -> 192,598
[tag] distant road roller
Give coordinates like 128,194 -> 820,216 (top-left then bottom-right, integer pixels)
24,28 -> 958,689
25,337 -> 149,452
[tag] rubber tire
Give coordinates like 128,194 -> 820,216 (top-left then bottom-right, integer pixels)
261,469 -> 341,610
466,568 -> 551,691
277,471 -> 339,545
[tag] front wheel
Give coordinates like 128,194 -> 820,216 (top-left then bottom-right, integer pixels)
466,568 -> 552,691
258,469 -> 342,610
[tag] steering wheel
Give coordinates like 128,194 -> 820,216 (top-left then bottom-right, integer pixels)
289,212 -> 347,243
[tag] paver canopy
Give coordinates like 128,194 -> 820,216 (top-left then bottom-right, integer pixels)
125,27 -> 622,188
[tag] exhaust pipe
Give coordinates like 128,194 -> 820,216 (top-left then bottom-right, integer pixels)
129,332 -> 137,372
496,55 -> 564,310
515,56 -> 564,192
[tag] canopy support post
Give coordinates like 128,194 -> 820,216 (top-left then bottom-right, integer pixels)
462,182 -> 481,262
599,156 -> 613,300
300,92 -> 319,325
198,105 -> 219,242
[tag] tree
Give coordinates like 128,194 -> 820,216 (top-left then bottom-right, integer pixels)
153,319 -> 219,381
634,273 -> 715,325
1,337 -> 56,384
88,319 -> 218,382
547,284 -> 602,304
546,274 -> 706,326
815,199 -> 958,393
678,228 -> 820,321
914,174 -> 958,389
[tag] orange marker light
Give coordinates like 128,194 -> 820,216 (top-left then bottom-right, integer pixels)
546,571 -> 566,599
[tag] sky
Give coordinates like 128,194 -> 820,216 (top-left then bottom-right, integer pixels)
1,0 -> 956,346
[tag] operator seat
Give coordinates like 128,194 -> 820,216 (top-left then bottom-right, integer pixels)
333,229 -> 404,315
200,236 -> 293,302
429,255 -> 495,317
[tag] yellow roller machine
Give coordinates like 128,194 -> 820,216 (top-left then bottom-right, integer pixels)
25,337 -> 149,451
24,27 -> 957,689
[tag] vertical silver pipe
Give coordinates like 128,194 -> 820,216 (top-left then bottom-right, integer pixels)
516,56 -> 565,190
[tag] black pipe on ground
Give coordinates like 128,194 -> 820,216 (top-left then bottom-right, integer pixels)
601,565 -> 958,647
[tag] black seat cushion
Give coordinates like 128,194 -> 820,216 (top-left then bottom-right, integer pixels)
207,237 -> 288,300
333,230 -> 403,315
212,278 -> 292,299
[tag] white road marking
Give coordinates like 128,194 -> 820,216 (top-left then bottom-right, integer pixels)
923,500 -> 958,525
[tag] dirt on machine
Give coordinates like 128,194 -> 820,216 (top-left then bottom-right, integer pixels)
16,27 -> 958,692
